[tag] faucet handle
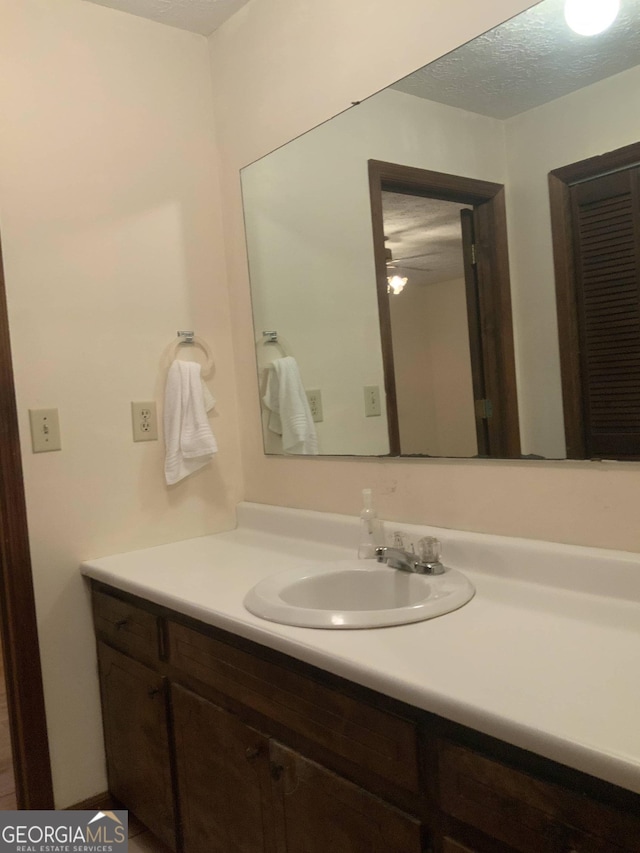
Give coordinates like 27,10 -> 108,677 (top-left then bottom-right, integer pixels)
392,530 -> 406,549
417,536 -> 441,565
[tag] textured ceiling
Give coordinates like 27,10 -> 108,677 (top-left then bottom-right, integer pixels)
382,193 -> 471,288
83,0 -> 250,35
393,0 -> 640,118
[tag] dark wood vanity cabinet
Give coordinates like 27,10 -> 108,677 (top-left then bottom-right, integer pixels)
91,583 -> 640,853
96,643 -> 176,850
171,684 -> 276,852
92,583 -> 426,852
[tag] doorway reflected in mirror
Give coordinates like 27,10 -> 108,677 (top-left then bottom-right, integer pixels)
368,160 -> 520,458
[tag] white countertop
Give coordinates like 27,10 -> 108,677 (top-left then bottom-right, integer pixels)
81,502 -> 640,797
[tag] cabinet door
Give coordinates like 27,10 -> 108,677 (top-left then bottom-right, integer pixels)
172,684 -> 276,853
269,741 -> 425,853
97,643 -> 175,850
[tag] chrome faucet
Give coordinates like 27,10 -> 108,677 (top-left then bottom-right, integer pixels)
375,536 -> 446,575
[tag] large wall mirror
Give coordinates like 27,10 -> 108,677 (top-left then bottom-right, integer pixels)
241,0 -> 640,460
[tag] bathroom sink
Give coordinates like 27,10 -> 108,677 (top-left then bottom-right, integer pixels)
243,560 -> 475,629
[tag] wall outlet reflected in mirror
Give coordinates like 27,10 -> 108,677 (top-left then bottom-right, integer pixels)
306,390 -> 323,423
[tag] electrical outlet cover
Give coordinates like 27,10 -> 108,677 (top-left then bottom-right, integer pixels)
131,401 -> 158,442
306,389 -> 323,423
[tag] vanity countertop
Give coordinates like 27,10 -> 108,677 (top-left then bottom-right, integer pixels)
80,502 -> 640,796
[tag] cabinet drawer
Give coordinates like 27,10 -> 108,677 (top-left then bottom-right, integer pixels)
167,621 -> 420,792
92,589 -> 161,665
438,740 -> 640,853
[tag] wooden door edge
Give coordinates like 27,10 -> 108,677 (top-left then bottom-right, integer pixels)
0,238 -> 54,808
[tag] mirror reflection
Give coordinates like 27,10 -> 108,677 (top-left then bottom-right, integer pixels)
241,0 -> 640,460
384,192 -> 477,457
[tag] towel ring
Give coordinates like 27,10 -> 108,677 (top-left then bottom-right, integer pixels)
174,331 -> 214,379
256,330 -> 291,359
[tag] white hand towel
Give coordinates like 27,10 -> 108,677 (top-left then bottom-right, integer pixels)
263,356 -> 318,455
164,360 -> 218,485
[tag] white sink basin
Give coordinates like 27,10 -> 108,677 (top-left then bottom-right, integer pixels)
243,559 -> 475,629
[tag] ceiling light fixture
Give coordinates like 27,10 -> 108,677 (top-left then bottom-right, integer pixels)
387,274 -> 408,295
385,243 -> 408,294
564,0 -> 620,35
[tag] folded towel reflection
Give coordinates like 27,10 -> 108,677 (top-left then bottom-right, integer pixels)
263,356 -> 319,455
164,360 -> 217,485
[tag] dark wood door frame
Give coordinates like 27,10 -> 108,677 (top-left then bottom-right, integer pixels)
0,238 -> 54,807
368,159 -> 520,458
460,208 -> 490,457
549,140 -> 640,459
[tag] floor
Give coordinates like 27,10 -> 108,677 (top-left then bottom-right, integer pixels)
129,832 -> 174,853
128,815 -> 173,853
0,650 -> 16,809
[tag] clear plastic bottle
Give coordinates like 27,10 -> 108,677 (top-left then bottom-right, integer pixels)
357,489 -> 383,559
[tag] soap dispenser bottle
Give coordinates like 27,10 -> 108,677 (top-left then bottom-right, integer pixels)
358,489 -> 383,559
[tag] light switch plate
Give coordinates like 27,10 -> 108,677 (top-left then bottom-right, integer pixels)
364,385 -> 381,417
29,408 -> 62,453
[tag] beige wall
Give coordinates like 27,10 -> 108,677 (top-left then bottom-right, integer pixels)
0,0 -> 241,805
209,0 -> 640,554
391,277 -> 478,457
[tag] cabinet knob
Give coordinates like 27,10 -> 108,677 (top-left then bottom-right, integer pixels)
115,618 -> 129,630
245,746 -> 261,763
270,762 -> 284,782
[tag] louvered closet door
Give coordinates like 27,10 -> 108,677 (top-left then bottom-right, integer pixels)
571,166 -> 640,457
